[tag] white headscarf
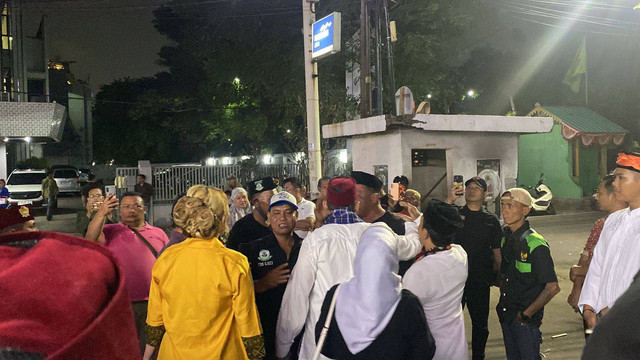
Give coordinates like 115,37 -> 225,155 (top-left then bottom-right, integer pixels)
231,187 -> 248,202
228,187 -> 252,229
335,225 -> 402,354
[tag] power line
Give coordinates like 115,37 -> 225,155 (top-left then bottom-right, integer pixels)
502,1 -> 640,30
16,0 -> 229,11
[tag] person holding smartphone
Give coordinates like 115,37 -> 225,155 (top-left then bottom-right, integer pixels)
445,176 -> 502,360
76,184 -> 115,236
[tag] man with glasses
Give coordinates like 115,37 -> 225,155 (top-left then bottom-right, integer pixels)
85,191 -> 169,354
76,184 -> 115,236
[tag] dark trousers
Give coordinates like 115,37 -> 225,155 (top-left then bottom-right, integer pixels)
462,282 -> 490,360
500,319 -> 542,360
46,196 -> 55,220
132,301 -> 149,354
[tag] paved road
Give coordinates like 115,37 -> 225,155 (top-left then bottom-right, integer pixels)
33,199 -> 602,359
32,195 -> 84,236
477,211 -> 604,360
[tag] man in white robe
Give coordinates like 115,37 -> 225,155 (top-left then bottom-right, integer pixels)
275,176 -> 423,360
579,152 -> 640,328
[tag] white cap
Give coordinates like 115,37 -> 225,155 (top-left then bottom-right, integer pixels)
269,192 -> 298,210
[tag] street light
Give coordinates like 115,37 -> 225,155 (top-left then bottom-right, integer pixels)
206,157 -> 215,166
426,94 -> 432,99
467,90 -> 475,97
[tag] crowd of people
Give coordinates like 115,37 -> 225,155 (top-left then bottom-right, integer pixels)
1,151 -> 640,359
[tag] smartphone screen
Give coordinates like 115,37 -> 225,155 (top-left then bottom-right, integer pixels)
105,185 -> 116,195
390,183 -> 400,201
453,175 -> 464,196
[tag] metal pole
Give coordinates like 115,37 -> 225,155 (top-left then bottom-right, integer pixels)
359,0 -> 371,118
383,0 -> 396,115
302,0 -> 322,198
584,36 -> 588,107
374,2 -> 383,115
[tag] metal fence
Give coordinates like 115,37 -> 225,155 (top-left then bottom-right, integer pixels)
151,164 -> 305,203
114,167 -> 139,197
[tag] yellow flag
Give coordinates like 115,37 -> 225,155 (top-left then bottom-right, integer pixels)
563,38 -> 586,93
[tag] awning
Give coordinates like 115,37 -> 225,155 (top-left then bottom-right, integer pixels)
0,102 -> 67,142
527,106 -> 628,146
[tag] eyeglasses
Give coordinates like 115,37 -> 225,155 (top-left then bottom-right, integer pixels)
88,194 -> 105,199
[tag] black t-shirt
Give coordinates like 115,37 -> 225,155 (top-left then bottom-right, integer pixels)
240,233 -> 302,360
497,221 -> 557,324
373,212 -> 414,276
226,213 -> 272,251
453,206 -> 502,283
315,286 -> 436,360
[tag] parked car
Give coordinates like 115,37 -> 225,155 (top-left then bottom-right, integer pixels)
52,167 -> 81,194
6,169 -> 49,208
78,168 -> 92,185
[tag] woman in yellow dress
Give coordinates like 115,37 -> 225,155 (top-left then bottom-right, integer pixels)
143,185 -> 265,360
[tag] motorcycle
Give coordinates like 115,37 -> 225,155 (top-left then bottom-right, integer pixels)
522,174 -> 556,216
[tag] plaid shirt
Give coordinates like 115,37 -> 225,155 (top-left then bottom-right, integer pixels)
323,207 -> 363,225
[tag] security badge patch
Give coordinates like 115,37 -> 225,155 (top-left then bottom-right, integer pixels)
19,206 -> 30,218
257,249 -> 273,267
520,251 -> 528,262
255,180 -> 264,191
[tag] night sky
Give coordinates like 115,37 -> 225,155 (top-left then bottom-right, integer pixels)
22,0 -> 171,92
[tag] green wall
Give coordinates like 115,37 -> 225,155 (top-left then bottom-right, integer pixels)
518,124 -> 584,199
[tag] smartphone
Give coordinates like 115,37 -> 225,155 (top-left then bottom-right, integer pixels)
453,175 -> 464,196
105,185 -> 116,195
390,183 -> 400,201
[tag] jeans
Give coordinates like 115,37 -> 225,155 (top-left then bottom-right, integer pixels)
462,282 -> 490,360
46,196 -> 55,220
500,319 -> 542,360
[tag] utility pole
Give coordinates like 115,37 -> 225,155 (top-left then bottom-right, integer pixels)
373,3 -> 383,115
302,0 -> 322,197
383,0 -> 396,115
359,0 -> 371,118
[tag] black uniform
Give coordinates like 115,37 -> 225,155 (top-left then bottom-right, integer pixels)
240,233 -> 302,360
227,213 -> 272,250
497,221 -> 557,360
497,221 -> 557,324
453,206 -> 502,359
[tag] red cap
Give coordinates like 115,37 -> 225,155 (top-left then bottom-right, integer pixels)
327,177 -> 357,207
0,206 -> 34,231
0,231 -> 140,359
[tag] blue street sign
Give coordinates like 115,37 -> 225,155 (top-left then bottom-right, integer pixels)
312,12 -> 341,60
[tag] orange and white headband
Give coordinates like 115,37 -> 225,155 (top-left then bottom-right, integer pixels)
617,152 -> 640,173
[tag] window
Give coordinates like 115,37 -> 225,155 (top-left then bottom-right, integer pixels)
7,173 -> 46,185
54,169 -> 79,179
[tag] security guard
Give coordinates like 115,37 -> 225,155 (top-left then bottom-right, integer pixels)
240,192 -> 303,360
497,188 -> 560,360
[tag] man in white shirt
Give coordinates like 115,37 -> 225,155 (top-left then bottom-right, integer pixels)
275,176 -> 423,360
283,177 -> 316,239
579,152 -> 640,329
403,199 -> 468,360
